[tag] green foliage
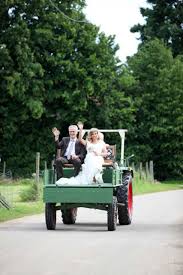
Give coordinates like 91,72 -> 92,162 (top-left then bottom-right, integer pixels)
19,181 -> 39,202
0,0 -> 134,177
17,178 -> 34,185
131,0 -> 183,57
127,39 -> 183,179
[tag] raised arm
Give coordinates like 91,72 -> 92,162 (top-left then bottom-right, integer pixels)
52,127 -> 60,141
52,127 -> 64,149
77,122 -> 87,146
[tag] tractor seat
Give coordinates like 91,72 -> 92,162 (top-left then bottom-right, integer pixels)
64,163 -> 74,168
55,149 -> 76,168
103,145 -> 116,167
55,145 -> 116,168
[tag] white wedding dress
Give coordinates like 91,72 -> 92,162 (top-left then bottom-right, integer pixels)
56,140 -> 105,185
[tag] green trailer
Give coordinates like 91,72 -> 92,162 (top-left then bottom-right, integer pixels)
43,129 -> 133,231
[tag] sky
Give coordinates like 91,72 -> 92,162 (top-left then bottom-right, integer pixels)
84,0 -> 149,62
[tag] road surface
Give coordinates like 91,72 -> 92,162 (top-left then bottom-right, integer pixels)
0,190 -> 183,275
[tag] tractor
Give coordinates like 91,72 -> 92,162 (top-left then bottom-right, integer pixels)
43,129 -> 133,231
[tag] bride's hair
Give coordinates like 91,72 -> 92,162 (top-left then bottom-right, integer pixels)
87,128 -> 99,142
98,132 -> 104,141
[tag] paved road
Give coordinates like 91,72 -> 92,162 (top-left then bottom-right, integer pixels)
0,190 -> 183,275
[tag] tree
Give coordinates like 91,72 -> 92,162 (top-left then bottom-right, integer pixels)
0,0 -> 134,176
127,39 -> 183,179
131,0 -> 183,57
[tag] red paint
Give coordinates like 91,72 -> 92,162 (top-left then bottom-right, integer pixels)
128,181 -> 133,217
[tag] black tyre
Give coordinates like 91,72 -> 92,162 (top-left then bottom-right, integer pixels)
45,203 -> 56,230
107,196 -> 117,231
61,208 -> 78,224
117,172 -> 133,225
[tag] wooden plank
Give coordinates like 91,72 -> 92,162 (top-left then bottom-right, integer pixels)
0,193 -> 11,210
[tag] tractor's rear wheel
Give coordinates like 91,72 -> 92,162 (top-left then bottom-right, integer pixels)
117,172 -> 133,225
107,196 -> 117,231
45,203 -> 56,230
61,207 -> 78,224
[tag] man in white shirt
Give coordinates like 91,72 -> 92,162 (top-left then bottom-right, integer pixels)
52,125 -> 86,179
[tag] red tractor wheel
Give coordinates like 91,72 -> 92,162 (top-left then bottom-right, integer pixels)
117,172 -> 133,225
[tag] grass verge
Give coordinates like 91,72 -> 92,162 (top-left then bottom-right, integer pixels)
133,176 -> 183,195
0,201 -> 44,223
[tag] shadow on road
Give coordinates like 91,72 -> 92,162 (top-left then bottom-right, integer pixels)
0,221 -> 182,233
0,221 -> 109,232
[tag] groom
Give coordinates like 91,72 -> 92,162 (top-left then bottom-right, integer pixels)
52,125 -> 86,179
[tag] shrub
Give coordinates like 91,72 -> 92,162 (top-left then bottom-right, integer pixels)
20,182 -> 38,202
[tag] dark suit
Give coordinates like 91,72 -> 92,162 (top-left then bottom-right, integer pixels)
55,137 -> 86,179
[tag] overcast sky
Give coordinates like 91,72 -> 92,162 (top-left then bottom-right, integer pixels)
84,0 -> 149,62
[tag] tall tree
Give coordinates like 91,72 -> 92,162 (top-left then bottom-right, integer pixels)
0,0 -> 134,176
131,0 -> 183,57
127,39 -> 183,179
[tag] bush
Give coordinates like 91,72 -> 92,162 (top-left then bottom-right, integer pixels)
20,182 -> 38,202
18,178 -> 34,185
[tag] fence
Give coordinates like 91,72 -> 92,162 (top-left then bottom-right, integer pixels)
0,179 -> 14,209
131,161 -> 154,183
0,161 -> 12,180
0,153 -> 43,208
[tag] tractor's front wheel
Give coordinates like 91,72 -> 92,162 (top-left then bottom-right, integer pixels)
117,172 -> 133,225
45,203 -> 56,230
61,208 -> 78,224
107,196 -> 117,231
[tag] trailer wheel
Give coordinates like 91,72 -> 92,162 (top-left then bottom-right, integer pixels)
107,196 -> 117,231
61,208 -> 78,224
45,203 -> 56,230
117,172 -> 133,225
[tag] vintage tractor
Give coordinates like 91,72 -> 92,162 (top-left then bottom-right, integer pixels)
43,129 -> 133,231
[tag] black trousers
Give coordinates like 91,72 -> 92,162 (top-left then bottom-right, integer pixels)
55,157 -> 82,179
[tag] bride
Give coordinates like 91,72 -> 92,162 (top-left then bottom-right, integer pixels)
56,123 -> 107,185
